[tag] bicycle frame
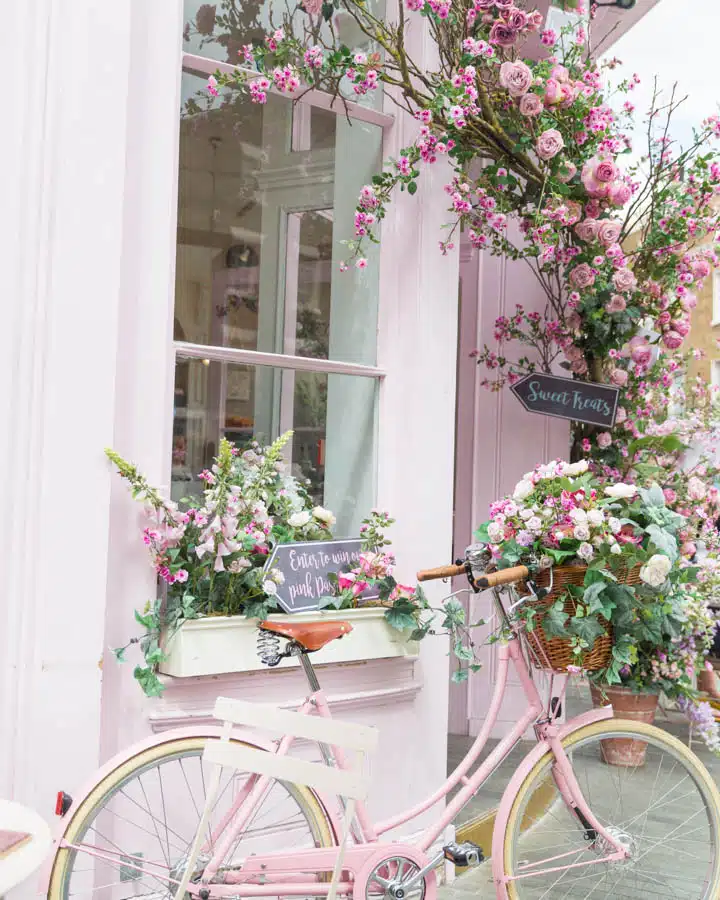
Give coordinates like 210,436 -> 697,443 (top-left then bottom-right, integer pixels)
52,595 -> 630,899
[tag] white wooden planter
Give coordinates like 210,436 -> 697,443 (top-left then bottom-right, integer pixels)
159,608 -> 419,678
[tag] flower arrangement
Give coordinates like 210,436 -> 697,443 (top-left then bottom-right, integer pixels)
108,437 -> 488,694
475,459 -> 693,681
108,433 -> 339,694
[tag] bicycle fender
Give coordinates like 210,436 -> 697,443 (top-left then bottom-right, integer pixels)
490,706 -> 613,899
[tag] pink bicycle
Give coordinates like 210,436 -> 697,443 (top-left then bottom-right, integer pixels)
45,549 -> 720,899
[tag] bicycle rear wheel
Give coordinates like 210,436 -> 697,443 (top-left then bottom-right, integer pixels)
48,734 -> 334,899
502,719 -> 720,899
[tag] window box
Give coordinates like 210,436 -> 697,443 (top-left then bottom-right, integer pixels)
159,608 -> 418,678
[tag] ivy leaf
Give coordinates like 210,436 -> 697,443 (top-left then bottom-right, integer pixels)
451,668 -> 469,684
645,525 -> 677,562
409,624 -> 431,641
385,604 -> 417,632
113,647 -> 127,663
453,640 -> 474,661
133,666 -> 165,697
542,601 -> 569,638
407,181 -> 418,196
568,615 -> 606,648
441,599 -> 466,629
145,643 -> 167,666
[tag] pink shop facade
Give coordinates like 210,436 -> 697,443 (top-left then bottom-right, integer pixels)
1,0 -> 655,852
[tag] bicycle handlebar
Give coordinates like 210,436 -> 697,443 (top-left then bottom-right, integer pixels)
415,562 -> 530,588
416,563 -> 467,582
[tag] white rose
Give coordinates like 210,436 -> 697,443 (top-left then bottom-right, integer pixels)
513,479 -> 535,500
569,508 -> 588,524
527,516 -> 544,533
262,580 -> 279,596
487,521 -> 505,543
610,543 -> 622,555
587,509 -> 604,527
639,554 -> 672,587
543,508 -> 554,518
504,501 -> 518,516
520,508 -> 535,520
577,542 -> 594,561
288,510 -> 311,528
604,484 -> 638,499
312,506 -> 337,527
592,536 -> 604,547
564,460 -> 589,476
573,524 -> 590,541
608,517 -> 622,534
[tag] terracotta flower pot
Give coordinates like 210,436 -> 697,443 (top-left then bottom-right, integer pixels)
590,684 -> 659,767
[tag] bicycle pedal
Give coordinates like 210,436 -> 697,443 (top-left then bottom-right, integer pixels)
442,841 -> 484,867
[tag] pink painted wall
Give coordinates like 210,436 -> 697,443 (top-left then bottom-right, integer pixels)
449,233 -> 569,739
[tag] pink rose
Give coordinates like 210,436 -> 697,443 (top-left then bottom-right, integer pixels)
519,93 -> 543,116
606,295 -> 627,314
608,182 -> 632,207
615,407 -> 627,423
595,159 -> 617,183
662,330 -> 684,349
571,358 -> 588,375
671,318 -> 690,337
663,489 -> 677,504
656,311 -> 671,326
597,220 -> 622,246
575,218 -> 599,242
536,129 -> 564,160
609,367 -> 628,386
597,432 -> 612,449
681,292 -> 698,311
527,10 -> 544,30
612,267 -> 637,293
585,200 -> 601,218
557,160 -> 577,183
569,263 -> 595,290
564,200 -> 582,225
550,64 -> 570,83
581,156 -> 616,198
693,259 -> 711,279
628,336 -> 651,368
566,311 -> 582,331
682,541 -> 697,558
489,21 -> 517,47
505,8 -> 527,30
499,61 -> 533,97
543,78 -> 563,106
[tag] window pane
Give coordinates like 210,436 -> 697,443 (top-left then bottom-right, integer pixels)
182,1 -> 385,110
172,357 -> 378,536
176,72 -> 381,365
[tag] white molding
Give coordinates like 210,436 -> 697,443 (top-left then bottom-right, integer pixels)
182,53 -> 395,130
174,341 -> 386,378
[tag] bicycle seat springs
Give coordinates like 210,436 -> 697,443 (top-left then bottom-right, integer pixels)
257,629 -> 283,667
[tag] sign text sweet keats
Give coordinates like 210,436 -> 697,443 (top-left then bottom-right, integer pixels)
510,373 -> 620,428
264,539 -> 379,613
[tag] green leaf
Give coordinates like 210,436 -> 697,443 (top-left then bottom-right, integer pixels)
409,625 -> 431,641
441,598 -> 466,629
568,615 -> 607,648
133,666 -> 165,698
321,2 -> 334,19
407,181 -> 418,196
385,605 -> 417,632
583,582 -> 614,619
542,601 -> 569,638
113,647 -> 127,663
473,522 -> 491,544
453,640 -> 474,661
451,668 -> 469,684
646,525 -> 677,562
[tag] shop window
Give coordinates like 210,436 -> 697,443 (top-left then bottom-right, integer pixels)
172,3 -> 392,534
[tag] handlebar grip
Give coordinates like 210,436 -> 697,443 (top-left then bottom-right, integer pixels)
474,565 -> 530,589
416,563 -> 468,582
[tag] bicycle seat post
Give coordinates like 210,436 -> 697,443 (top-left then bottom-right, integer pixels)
298,647 -> 321,693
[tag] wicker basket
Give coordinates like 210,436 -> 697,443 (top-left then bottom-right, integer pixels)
520,564 -> 642,673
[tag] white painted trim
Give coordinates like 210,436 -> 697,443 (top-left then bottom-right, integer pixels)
175,341 -> 386,378
182,53 -> 395,130
213,697 -> 379,752
204,740 -> 370,799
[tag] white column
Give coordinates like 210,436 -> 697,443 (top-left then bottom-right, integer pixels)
0,0 -> 136,827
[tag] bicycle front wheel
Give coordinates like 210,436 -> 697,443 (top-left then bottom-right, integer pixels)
502,719 -> 720,899
48,734 -> 335,900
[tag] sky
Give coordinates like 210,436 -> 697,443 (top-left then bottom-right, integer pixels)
602,0 -> 719,161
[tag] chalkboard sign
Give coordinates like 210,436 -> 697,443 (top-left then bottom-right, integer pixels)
263,539 -> 378,613
510,373 -> 619,428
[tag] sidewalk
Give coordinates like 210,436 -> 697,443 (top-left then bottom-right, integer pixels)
441,686 -> 720,898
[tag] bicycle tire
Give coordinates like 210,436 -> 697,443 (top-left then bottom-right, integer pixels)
48,734 -> 335,899
501,718 -> 720,899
